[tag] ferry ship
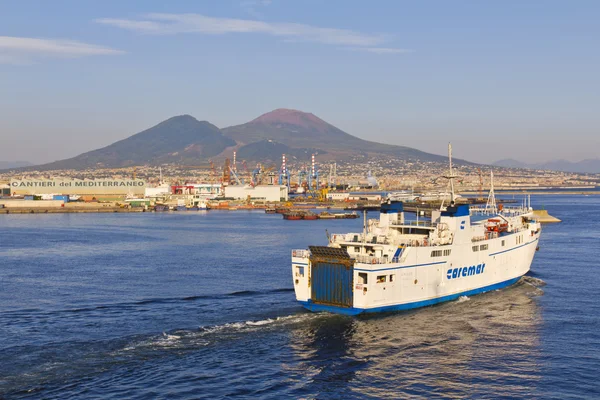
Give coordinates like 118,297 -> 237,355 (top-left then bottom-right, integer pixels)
291,145 -> 541,315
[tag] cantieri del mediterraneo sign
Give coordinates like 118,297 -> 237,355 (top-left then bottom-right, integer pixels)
10,179 -> 146,195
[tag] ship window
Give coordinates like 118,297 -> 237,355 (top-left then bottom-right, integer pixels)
354,246 -> 360,253
389,274 -> 395,282
358,273 -> 368,284
353,235 -> 359,242
431,250 -> 442,257
501,240 -> 505,247
296,266 -> 304,277
480,244 -> 488,251
443,249 -> 452,256
472,246 -> 479,252
377,275 -> 387,283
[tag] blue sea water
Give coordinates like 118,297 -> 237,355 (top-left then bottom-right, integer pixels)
0,195 -> 599,399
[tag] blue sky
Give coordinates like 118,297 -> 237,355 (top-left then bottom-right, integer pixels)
1,0 -> 598,164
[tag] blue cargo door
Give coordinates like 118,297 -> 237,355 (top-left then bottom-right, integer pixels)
309,246 -> 354,308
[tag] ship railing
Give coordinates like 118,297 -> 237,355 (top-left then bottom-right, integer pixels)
330,234 -> 391,245
292,249 -> 311,258
395,239 -> 431,247
354,255 -> 405,264
406,220 -> 435,227
354,255 -> 385,265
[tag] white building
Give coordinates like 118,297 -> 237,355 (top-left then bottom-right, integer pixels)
225,185 -> 288,202
327,192 -> 350,201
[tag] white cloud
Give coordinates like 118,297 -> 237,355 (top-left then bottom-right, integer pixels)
96,13 -> 403,50
0,36 -> 124,65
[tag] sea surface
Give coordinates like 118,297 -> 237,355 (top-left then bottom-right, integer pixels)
1,195 -> 599,399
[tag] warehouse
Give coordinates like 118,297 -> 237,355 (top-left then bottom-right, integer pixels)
10,178 -> 146,196
224,185 -> 288,202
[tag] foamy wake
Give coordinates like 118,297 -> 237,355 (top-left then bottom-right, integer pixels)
456,295 -> 471,303
522,276 -> 547,288
119,314 -> 314,354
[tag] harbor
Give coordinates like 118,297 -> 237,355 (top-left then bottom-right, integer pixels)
0,193 -> 596,399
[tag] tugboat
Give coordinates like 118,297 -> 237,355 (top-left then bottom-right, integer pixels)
291,144 -> 542,315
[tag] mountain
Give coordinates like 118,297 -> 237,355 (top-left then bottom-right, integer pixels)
222,109 -> 453,163
19,115 -> 236,171
10,109 -> 468,172
0,161 -> 33,169
493,158 -> 600,173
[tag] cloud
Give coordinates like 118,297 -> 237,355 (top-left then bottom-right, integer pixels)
0,36 -> 124,64
96,13 -> 404,51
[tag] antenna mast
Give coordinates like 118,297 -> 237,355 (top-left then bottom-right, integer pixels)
485,170 -> 497,214
445,143 -> 457,204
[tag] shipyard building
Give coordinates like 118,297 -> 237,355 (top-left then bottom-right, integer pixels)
10,178 -> 146,197
224,185 -> 288,202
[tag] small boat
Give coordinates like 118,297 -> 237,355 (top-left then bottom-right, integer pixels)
318,212 -> 336,219
154,205 -> 169,212
303,212 -> 318,220
265,208 -> 277,214
283,212 -> 303,220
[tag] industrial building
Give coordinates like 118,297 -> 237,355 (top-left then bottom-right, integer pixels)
224,185 -> 288,202
9,178 -> 146,196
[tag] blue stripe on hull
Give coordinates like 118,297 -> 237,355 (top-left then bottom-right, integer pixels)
299,276 -> 522,316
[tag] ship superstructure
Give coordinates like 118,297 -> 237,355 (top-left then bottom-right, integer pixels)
291,145 -> 541,315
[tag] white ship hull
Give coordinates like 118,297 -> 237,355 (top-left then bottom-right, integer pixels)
292,228 -> 539,315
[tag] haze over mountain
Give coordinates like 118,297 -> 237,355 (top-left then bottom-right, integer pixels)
0,161 -> 33,170
493,158 -> 600,174
9,109 -> 469,172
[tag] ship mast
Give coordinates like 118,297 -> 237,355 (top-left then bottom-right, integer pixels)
443,143 -> 458,205
485,170 -> 497,214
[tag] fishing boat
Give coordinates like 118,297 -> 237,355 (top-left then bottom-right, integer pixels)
291,144 -> 542,315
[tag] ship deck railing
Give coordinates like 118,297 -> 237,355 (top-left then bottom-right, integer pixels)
353,255 -> 402,265
330,234 -> 391,245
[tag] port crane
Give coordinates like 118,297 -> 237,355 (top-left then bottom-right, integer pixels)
278,154 -> 291,191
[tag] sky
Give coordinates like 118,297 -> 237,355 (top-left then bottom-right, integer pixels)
1,0 -> 599,164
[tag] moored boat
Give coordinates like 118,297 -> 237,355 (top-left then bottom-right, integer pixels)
283,212 -> 303,220
302,212 -> 318,220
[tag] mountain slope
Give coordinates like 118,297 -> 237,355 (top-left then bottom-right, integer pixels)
236,139 -> 326,162
22,115 -> 236,170
222,109 -> 454,163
